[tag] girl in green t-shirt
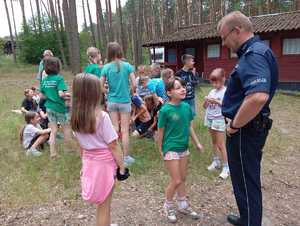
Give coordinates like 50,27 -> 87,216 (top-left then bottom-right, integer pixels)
84,47 -> 102,78
157,77 -> 204,223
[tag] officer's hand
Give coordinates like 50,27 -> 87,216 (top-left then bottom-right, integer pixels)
226,126 -> 238,136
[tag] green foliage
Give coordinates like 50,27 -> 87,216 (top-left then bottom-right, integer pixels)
79,31 -> 91,67
0,38 -> 5,54
18,31 -> 68,65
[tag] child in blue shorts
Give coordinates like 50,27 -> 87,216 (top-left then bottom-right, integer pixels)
100,42 -> 137,166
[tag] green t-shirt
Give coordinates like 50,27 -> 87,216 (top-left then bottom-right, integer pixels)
158,102 -> 194,154
84,63 -> 102,78
40,74 -> 68,113
100,61 -> 134,103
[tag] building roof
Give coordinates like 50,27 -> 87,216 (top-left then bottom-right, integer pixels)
143,11 -> 300,46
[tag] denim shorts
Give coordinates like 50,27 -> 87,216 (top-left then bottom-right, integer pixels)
47,109 -> 68,124
107,102 -> 131,113
164,150 -> 190,161
204,117 -> 226,132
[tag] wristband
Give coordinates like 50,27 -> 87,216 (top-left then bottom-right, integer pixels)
230,121 -> 240,130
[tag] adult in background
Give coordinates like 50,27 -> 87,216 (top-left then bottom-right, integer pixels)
217,11 -> 278,226
175,54 -> 199,115
150,63 -> 161,79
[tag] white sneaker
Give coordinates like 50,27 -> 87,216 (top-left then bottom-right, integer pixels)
207,160 -> 221,171
163,204 -> 177,223
26,148 -> 42,157
124,155 -> 135,166
178,206 -> 201,219
219,166 -> 230,179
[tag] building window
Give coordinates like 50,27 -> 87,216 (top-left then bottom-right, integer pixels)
185,48 -> 196,57
167,48 -> 177,64
207,44 -> 220,58
283,38 -> 300,55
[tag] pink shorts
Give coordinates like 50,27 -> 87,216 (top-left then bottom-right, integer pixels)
80,148 -> 117,205
164,150 -> 190,161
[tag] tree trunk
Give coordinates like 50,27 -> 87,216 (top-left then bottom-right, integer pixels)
62,0 -> 81,73
36,0 -> 43,33
117,0 -> 127,55
296,0 -> 300,10
10,0 -> 18,42
82,0 -> 88,31
29,0 -> 37,32
108,0 -> 114,41
49,0 -> 67,68
19,0 -> 28,33
86,0 -> 97,47
56,0 -> 64,32
137,0 -> 143,65
4,0 -> 16,63
95,0 -> 107,54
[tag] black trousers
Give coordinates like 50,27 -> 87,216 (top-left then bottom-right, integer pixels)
226,116 -> 271,226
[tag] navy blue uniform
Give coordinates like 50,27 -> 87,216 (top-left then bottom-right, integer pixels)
222,36 -> 278,226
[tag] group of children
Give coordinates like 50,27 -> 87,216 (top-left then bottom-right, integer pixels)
18,42 -> 229,225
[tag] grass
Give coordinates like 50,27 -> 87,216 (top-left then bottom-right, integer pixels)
0,55 -> 298,209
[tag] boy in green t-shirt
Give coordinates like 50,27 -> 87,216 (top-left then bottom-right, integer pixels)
84,47 -> 102,78
157,77 -> 204,223
40,57 -> 71,159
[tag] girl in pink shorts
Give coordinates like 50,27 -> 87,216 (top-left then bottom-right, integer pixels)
71,74 -> 129,226
157,77 -> 204,223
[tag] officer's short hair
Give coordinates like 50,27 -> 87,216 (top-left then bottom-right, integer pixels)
181,54 -> 194,65
217,11 -> 253,33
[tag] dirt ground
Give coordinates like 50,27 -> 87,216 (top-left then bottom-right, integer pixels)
1,96 -> 299,226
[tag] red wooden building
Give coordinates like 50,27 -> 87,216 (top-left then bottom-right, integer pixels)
143,11 -> 300,90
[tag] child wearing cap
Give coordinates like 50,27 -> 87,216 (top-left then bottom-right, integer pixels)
131,95 -> 152,137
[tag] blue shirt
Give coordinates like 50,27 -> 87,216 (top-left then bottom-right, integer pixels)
222,36 -> 278,119
100,61 -> 134,103
147,78 -> 168,102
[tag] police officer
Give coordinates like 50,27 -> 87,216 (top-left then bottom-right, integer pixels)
217,11 -> 278,226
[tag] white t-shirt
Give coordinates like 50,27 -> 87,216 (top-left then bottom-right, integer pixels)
74,111 -> 118,150
205,86 -> 226,120
22,124 -> 41,149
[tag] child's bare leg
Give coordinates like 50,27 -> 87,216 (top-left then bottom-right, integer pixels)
120,112 -> 130,157
164,160 -> 182,201
109,111 -> 120,134
48,122 -> 58,158
209,129 -> 222,159
96,187 -> 114,226
31,134 -> 49,149
215,131 -> 227,163
176,156 -> 188,199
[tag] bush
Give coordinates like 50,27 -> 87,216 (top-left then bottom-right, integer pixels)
18,31 -> 68,65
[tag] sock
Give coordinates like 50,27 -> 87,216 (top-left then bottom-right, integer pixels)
223,162 -> 229,169
164,199 -> 173,209
177,196 -> 188,209
213,156 -> 221,166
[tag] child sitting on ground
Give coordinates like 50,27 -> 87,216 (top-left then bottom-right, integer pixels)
131,95 -> 152,137
144,95 -> 162,138
20,111 -> 51,156
21,88 -> 38,114
203,68 -> 229,179
137,75 -> 152,99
